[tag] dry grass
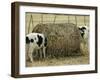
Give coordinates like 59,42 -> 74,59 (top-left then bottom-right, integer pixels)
26,54 -> 89,67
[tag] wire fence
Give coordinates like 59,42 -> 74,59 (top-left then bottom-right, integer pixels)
25,13 -> 90,34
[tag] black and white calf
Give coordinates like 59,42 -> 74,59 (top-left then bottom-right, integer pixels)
26,33 -> 47,62
78,25 -> 89,49
78,26 -> 89,39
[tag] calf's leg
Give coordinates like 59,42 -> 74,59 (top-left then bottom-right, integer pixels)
28,44 -> 34,63
43,47 -> 46,58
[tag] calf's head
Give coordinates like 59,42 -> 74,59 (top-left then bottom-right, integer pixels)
78,26 -> 89,38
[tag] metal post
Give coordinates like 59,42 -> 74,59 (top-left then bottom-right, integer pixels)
53,15 -> 57,24
75,16 -> 77,27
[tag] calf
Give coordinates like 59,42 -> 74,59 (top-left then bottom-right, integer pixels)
26,33 -> 47,62
78,25 -> 89,50
78,26 -> 89,39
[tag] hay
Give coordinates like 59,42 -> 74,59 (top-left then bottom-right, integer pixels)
32,23 -> 81,58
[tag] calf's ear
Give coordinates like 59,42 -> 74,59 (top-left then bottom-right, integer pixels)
82,27 -> 86,30
26,36 -> 30,44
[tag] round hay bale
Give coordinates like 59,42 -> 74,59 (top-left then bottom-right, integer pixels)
32,23 -> 81,58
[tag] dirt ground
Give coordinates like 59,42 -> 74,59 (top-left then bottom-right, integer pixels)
26,54 -> 89,67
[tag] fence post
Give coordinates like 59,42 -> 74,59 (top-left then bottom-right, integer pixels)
28,14 -> 34,33
41,14 -> 43,24
53,15 -> 57,24
68,15 -> 70,23
84,16 -> 86,26
75,16 -> 77,27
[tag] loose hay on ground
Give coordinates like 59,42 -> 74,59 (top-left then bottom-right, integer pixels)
26,55 -> 89,67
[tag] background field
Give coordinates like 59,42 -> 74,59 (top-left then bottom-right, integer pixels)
25,13 -> 90,67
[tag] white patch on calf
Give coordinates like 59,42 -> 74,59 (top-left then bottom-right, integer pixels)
78,26 -> 89,53
26,33 -> 47,62
78,25 -> 89,40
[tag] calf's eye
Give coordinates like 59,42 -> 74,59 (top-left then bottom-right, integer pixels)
31,39 -> 34,43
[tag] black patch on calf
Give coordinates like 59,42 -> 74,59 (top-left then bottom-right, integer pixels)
44,37 -> 47,46
78,27 -> 86,38
82,27 -> 86,30
81,33 -> 84,38
26,37 -> 30,44
37,35 -> 43,47
31,39 -> 34,43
